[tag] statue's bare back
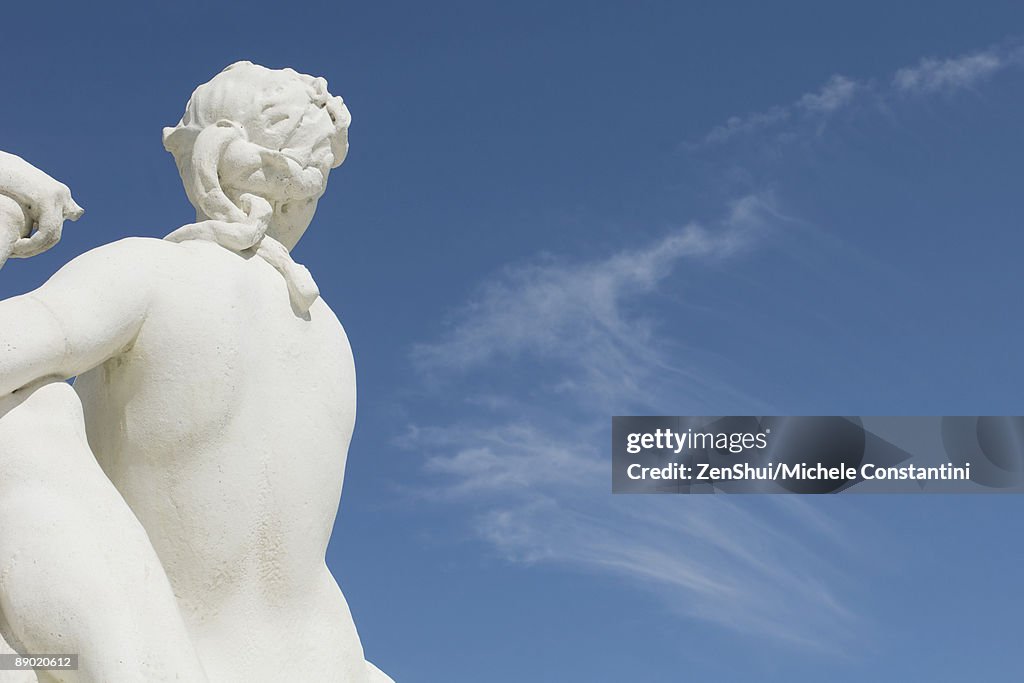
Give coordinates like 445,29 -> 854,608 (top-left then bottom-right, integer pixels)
74,237 -> 362,681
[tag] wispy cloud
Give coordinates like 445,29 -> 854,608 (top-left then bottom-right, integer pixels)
404,194 -> 869,648
475,496 -> 864,649
892,50 -> 1003,94
698,74 -> 863,146
796,74 -> 860,114
412,193 -> 777,412
694,41 -> 1024,148
703,105 -> 792,146
412,223 -> 725,374
410,422 -> 605,498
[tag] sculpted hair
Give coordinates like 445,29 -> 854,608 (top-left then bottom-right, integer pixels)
162,61 -> 351,223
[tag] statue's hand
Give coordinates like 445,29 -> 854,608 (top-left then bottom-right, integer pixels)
0,193 -> 29,269
0,150 -> 84,268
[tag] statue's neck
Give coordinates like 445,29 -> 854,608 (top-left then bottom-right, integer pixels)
263,196 -> 320,252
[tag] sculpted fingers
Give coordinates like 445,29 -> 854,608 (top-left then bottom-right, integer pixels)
12,193 -> 84,259
0,194 -> 26,269
0,152 -> 83,260
64,196 -> 85,221
10,205 -> 64,258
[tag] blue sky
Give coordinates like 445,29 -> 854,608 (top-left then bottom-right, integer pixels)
3,2 -> 1024,681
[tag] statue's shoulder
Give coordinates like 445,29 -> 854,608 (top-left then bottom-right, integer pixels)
61,236 -> 214,272
45,237 -> 195,294
68,236 -> 175,263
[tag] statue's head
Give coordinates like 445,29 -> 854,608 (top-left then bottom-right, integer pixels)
163,62 -> 351,249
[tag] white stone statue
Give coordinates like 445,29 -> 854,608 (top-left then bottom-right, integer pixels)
0,62 -> 393,682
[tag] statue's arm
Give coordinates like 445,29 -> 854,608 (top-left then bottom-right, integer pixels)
0,239 -> 156,396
